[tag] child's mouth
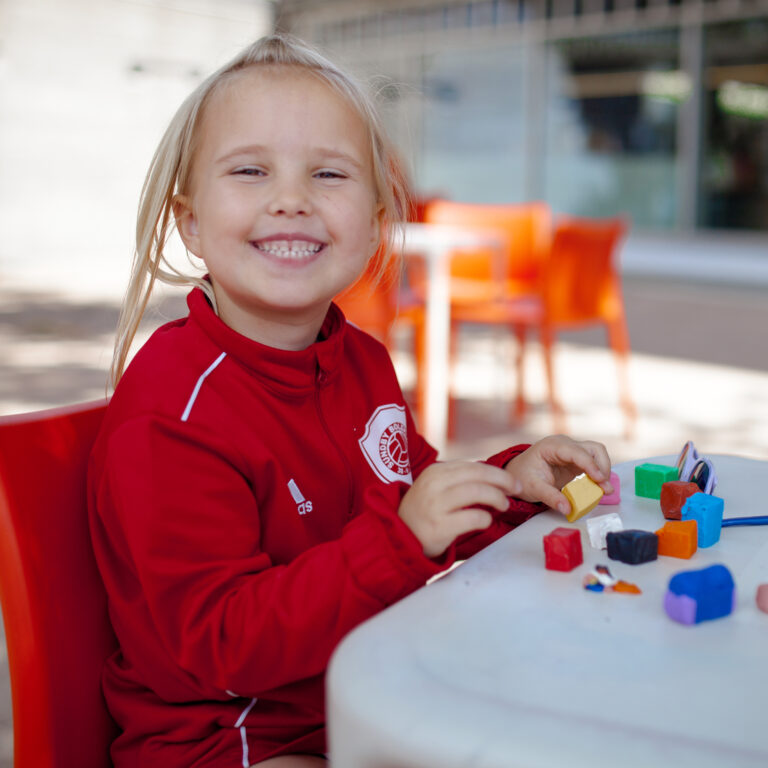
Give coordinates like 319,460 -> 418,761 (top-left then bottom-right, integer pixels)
252,239 -> 325,261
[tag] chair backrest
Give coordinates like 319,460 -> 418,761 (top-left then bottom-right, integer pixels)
423,200 -> 552,292
0,400 -> 117,768
543,216 -> 629,327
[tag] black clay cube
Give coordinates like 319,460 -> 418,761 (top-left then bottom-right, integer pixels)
606,529 -> 658,565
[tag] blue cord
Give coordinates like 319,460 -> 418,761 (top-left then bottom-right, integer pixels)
721,516 -> 768,527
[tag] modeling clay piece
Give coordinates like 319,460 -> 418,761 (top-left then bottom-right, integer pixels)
593,564 -> 617,586
598,471 -> 621,505
634,463 -> 678,499
583,566 -> 641,595
756,584 -> 768,614
562,474 -> 604,522
660,481 -> 700,520
606,529 -> 658,565
664,564 -> 735,625
681,492 -> 724,548
582,574 -> 604,592
655,520 -> 698,559
586,512 -> 623,550
543,527 -> 583,572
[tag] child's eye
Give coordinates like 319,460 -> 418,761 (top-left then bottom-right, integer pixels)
233,167 -> 265,177
314,170 -> 347,180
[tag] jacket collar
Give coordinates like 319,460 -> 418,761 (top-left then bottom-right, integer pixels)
186,287 -> 346,396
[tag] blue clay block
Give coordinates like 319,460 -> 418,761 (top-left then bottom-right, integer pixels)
664,564 -> 735,625
681,492 -> 724,548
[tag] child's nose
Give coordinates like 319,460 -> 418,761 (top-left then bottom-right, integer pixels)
267,177 -> 312,217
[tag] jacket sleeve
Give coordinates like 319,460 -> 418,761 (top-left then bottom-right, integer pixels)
450,443 -> 546,560
92,413 -> 449,700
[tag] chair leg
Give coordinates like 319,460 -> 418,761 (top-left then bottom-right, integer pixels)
541,327 -> 566,434
512,323 -> 528,422
607,320 -> 636,440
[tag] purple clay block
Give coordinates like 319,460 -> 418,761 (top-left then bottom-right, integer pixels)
598,471 -> 621,505
664,591 -> 698,625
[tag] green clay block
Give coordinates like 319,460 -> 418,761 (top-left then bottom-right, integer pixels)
635,463 -> 678,499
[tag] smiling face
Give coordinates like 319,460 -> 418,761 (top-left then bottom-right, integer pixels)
174,66 -> 383,349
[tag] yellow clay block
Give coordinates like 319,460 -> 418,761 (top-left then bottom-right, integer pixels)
563,474 -> 605,522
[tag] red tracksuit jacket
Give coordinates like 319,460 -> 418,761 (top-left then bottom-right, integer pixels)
88,287 -> 541,767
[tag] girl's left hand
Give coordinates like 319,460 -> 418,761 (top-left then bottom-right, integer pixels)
504,435 -> 612,516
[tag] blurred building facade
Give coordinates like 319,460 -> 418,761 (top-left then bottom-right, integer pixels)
0,0 -> 274,298
277,0 -> 768,236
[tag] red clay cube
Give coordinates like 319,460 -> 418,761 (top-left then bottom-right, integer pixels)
543,527 -> 583,572
660,481 -> 700,520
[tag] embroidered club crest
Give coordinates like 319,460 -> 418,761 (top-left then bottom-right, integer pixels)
359,404 -> 413,484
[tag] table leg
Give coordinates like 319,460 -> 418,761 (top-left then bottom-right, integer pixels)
422,246 -> 450,453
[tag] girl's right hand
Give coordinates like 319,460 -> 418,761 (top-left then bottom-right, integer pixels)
398,461 -> 520,558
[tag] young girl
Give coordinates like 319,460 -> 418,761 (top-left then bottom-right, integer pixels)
88,34 -> 612,768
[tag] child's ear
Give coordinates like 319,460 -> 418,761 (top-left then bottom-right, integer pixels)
369,202 -> 386,254
173,195 -> 200,255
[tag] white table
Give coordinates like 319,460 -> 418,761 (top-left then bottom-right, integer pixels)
401,223 -> 504,452
328,454 -> 768,768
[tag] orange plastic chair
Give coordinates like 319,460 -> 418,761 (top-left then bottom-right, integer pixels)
452,216 -> 635,436
336,249 -> 427,419
0,400 -> 118,767
404,201 -> 551,433
422,200 -> 552,302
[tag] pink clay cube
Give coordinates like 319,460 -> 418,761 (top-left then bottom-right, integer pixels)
598,471 -> 621,505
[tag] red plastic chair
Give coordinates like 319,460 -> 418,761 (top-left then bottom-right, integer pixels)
0,400 -> 118,767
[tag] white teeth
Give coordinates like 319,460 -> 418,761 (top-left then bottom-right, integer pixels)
256,240 -> 323,259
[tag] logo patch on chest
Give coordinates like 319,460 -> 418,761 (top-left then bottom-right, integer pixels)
358,404 -> 413,484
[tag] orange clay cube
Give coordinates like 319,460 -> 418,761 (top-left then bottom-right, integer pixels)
660,481 -> 700,520
656,519 -> 698,559
563,474 -> 604,523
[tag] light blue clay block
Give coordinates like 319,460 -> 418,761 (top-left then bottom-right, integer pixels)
681,492 -> 724,547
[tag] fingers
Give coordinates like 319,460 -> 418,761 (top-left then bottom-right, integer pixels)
398,462 -> 512,558
525,478 -> 571,516
422,508 -> 493,558
543,437 -> 612,489
425,461 -> 519,500
578,441 -> 613,492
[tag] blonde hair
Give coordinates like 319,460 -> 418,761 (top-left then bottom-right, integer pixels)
110,33 -> 411,387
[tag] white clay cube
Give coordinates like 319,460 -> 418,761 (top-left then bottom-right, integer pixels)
587,512 -> 624,550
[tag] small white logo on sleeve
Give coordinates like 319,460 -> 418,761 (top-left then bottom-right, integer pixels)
287,478 -> 313,515
359,404 -> 413,485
